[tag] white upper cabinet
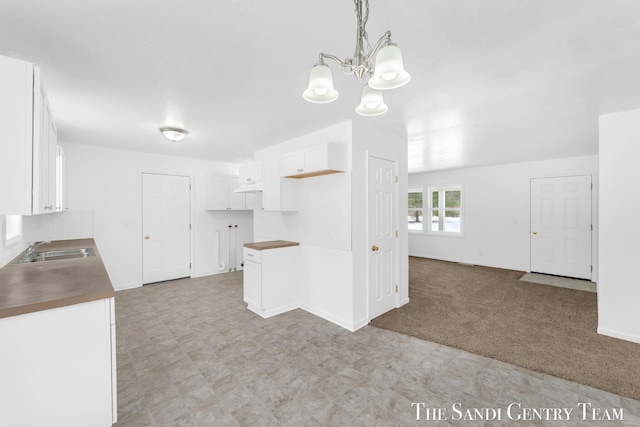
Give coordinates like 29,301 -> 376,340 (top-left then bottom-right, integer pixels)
280,142 -> 347,179
205,175 -> 251,211
238,161 -> 263,187
0,55 -> 58,215
262,158 -> 299,211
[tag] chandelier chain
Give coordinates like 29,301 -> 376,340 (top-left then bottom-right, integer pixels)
317,0 -> 393,80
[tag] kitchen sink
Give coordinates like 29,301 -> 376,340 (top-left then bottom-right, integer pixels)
14,247 -> 96,264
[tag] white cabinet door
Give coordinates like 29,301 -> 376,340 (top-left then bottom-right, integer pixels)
262,158 -> 282,211
262,158 -> 299,211
243,259 -> 261,308
0,56 -> 57,215
0,299 -> 115,427
205,175 -> 247,210
205,175 -> 229,210
303,145 -> 328,173
227,176 -> 245,210
32,78 -> 57,214
280,151 -> 304,177
239,161 -> 263,185
279,143 -> 347,178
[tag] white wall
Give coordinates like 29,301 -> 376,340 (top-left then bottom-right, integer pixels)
61,142 -> 253,290
598,108 -> 640,343
409,155 -> 599,274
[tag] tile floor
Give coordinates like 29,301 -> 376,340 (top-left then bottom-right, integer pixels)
114,272 -> 640,426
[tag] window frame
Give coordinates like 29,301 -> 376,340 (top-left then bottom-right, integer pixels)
426,184 -> 464,236
4,215 -> 23,247
407,187 -> 424,233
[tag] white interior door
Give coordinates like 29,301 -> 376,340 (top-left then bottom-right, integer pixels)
368,155 -> 398,319
530,175 -> 592,280
142,173 -> 191,284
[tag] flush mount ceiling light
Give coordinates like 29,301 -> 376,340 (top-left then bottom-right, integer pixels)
160,127 -> 188,142
303,0 -> 410,116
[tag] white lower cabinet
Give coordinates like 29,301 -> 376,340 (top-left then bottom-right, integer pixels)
0,298 -> 117,427
243,245 -> 299,317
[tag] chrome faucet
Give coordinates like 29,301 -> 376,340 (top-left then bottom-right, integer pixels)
23,240 -> 52,260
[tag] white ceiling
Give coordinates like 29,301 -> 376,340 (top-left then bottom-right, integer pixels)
1,1 -> 639,173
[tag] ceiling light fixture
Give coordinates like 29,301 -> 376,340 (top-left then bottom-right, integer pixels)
303,0 -> 410,116
160,127 -> 188,142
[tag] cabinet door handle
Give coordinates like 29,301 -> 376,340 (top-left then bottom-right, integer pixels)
297,169 -> 304,172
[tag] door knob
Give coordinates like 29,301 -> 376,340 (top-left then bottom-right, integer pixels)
371,245 -> 379,251
144,235 -> 150,240
532,231 -> 537,235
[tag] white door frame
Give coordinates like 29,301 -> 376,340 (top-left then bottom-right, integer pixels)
366,154 -> 400,320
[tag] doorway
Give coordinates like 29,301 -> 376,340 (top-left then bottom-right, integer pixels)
368,155 -> 399,319
142,173 -> 191,285
530,175 -> 592,280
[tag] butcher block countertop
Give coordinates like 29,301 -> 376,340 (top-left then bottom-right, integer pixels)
0,238 -> 114,319
243,240 -> 300,251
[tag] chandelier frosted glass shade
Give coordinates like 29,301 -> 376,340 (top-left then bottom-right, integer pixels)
368,44 -> 411,91
303,63 -> 339,103
160,127 -> 188,142
356,86 -> 388,116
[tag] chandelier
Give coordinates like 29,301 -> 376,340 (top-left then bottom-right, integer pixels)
303,0 -> 410,116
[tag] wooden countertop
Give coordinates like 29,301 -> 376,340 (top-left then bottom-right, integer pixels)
0,238 -> 114,319
243,240 -> 300,251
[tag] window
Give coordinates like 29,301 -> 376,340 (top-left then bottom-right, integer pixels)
5,215 -> 23,246
408,188 -> 423,231
428,186 -> 462,234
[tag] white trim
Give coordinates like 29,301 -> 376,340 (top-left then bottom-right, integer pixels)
300,303 -> 361,332
113,282 -> 139,291
597,327 -> 640,344
247,302 -> 299,319
407,187 -> 424,233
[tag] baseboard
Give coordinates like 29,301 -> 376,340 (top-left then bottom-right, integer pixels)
114,282 -> 139,292
191,269 -> 223,278
352,316 -> 369,331
247,302 -> 298,319
408,253 -> 524,273
597,327 -> 640,344
300,303 -> 359,332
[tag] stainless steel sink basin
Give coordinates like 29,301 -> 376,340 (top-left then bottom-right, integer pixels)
14,247 -> 96,264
